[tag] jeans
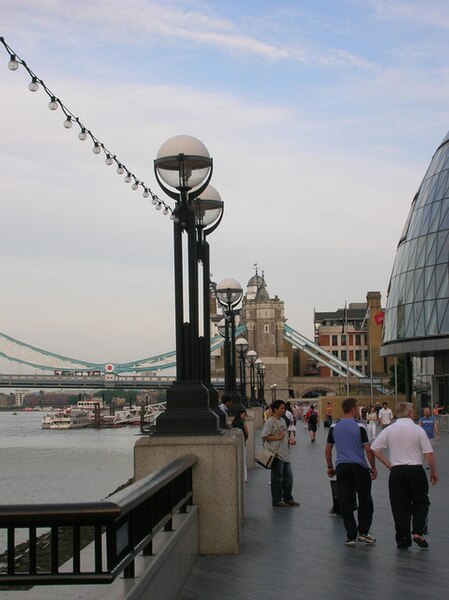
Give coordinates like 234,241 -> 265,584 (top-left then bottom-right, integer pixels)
271,457 -> 294,504
336,463 -> 373,540
389,465 -> 429,547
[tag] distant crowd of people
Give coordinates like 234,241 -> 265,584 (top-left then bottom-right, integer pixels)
254,395 -> 440,551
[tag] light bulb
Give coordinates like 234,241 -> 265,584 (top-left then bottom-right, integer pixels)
105,154 -> 113,165
143,189 -> 149,198
156,203 -> 162,211
63,116 -> 73,129
163,207 -> 169,215
170,214 -> 176,221
117,164 -> 124,175
8,55 -> 19,70
48,97 -> 58,111
151,197 -> 158,205
93,143 -> 101,155
125,173 -> 132,183
28,77 -> 39,92
78,128 -> 87,140
132,181 -> 139,190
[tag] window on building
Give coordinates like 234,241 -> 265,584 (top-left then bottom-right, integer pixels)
332,335 -> 338,346
341,350 -> 347,362
264,324 -> 269,333
355,334 -> 361,346
364,350 -> 369,361
355,349 -> 362,362
332,350 -> 338,357
341,335 -> 347,346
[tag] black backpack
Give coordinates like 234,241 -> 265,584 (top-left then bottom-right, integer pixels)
308,411 -> 317,425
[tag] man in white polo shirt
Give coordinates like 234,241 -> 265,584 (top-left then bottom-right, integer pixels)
371,402 -> 438,549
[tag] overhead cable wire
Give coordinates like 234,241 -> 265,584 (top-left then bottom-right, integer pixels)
0,36 -> 176,220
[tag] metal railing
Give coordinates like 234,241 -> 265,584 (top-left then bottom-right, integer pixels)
0,454 -> 197,586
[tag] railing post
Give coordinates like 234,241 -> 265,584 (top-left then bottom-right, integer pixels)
7,526 -> 15,575
51,526 -> 59,575
73,525 -> 81,574
29,526 -> 37,574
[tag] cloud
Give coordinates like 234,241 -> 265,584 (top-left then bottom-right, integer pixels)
1,0 -> 370,68
365,0 -> 449,29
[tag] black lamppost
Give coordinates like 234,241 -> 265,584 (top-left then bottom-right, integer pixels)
216,278 -> 243,412
235,337 -> 249,406
255,359 -> 266,405
153,135 -> 221,434
246,349 -> 258,406
271,383 -> 277,402
192,184 -> 224,416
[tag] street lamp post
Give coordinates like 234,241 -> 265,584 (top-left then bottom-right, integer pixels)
235,337 -> 249,406
246,349 -> 258,406
216,278 -> 243,413
271,383 -> 277,403
255,359 -> 265,405
192,185 -> 224,415
153,135 -> 221,434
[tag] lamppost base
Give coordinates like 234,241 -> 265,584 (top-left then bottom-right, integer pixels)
154,382 -> 222,435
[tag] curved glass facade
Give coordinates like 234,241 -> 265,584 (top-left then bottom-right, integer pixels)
383,131 -> 449,350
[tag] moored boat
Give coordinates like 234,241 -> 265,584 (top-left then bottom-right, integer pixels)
42,408 -> 91,430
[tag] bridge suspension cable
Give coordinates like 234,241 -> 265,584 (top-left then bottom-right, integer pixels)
283,324 -> 366,379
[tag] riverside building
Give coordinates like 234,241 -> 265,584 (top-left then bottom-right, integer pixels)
382,129 -> 449,410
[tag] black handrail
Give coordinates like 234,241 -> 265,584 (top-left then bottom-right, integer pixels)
0,454 -> 197,586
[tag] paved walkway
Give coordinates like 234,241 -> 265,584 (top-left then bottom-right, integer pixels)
180,424 -> 449,600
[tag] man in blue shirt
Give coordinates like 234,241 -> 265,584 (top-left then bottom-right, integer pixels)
325,397 -> 377,547
419,406 -> 439,443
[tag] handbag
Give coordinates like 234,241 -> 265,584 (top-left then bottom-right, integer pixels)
255,446 -> 277,469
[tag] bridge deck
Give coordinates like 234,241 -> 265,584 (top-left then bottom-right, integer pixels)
180,425 -> 449,600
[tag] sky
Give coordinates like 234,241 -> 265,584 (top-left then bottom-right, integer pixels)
1,0 -> 449,370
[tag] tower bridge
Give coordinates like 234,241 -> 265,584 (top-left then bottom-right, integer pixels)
0,272 -> 391,396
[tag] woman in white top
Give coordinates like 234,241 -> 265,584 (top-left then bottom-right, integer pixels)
366,405 -> 378,441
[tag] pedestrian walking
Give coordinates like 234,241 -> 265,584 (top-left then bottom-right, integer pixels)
419,406 -> 440,445
378,402 -> 394,429
324,402 -> 333,428
366,405 -> 378,442
371,402 -> 438,549
261,400 -> 300,508
306,404 -> 319,443
325,397 -> 377,547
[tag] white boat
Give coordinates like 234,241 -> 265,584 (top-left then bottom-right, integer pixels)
99,403 -> 165,428
77,398 -> 104,411
41,414 -> 53,429
42,408 -> 91,430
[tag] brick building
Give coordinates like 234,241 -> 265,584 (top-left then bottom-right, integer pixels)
314,292 -> 387,378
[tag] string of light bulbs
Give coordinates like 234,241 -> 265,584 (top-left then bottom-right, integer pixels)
0,36 -> 177,220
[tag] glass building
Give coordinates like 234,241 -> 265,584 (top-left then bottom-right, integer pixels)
382,130 -> 449,408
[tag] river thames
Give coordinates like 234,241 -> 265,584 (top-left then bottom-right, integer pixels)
0,410 -> 140,505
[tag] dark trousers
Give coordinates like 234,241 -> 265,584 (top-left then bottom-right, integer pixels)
388,465 -> 429,547
336,463 -> 373,540
271,457 -> 294,505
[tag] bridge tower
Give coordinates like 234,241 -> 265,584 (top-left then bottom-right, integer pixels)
241,269 -> 289,396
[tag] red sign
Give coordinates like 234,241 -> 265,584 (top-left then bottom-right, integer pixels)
374,311 -> 385,326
